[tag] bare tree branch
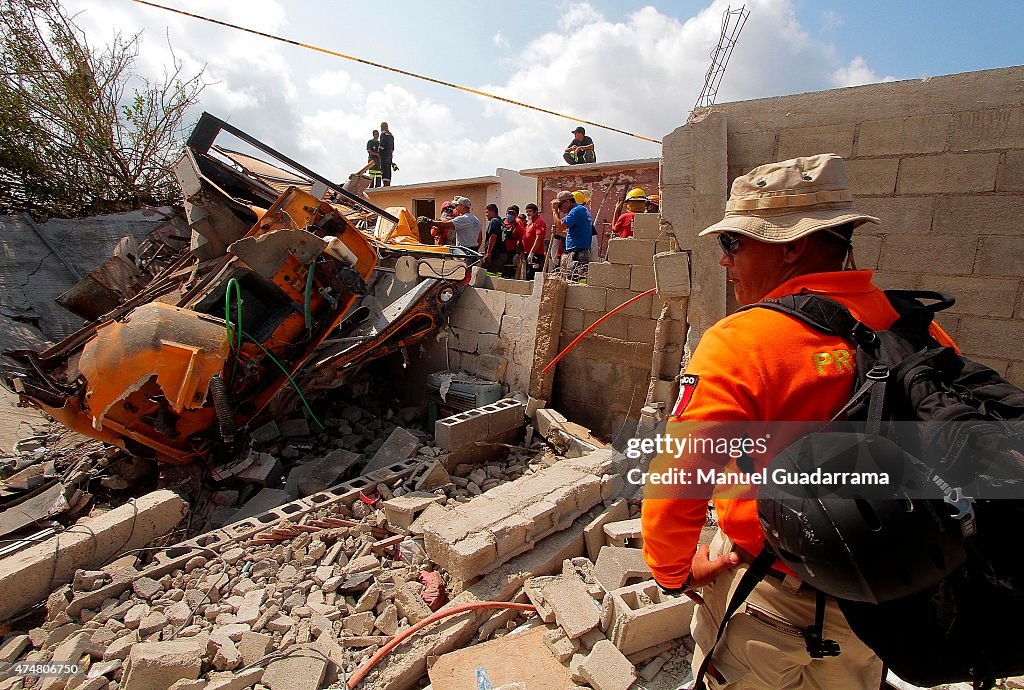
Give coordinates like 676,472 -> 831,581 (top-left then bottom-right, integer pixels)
0,0 -> 206,217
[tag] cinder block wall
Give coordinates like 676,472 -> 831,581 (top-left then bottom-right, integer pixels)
687,66 -> 1024,387
553,216 -> 680,441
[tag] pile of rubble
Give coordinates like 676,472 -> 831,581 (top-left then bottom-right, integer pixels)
0,390 -> 713,690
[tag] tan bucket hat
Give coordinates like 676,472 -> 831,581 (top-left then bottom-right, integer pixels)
699,153 -> 880,242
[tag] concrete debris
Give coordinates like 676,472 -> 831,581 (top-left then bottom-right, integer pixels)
0,490 -> 188,622
363,427 -> 421,474
578,639 -> 638,690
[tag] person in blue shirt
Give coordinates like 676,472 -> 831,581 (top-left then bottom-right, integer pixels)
550,190 -> 593,274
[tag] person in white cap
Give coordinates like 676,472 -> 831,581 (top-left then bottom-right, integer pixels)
641,153 -> 960,690
431,196 -> 481,250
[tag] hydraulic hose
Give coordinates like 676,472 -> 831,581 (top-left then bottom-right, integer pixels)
346,601 -> 536,688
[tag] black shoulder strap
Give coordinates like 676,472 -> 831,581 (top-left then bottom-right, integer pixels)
693,550 -> 842,690
692,548 -> 776,690
737,294 -> 860,340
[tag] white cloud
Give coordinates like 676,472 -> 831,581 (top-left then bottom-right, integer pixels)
821,9 -> 844,31
54,0 -> 899,186
832,56 -> 897,87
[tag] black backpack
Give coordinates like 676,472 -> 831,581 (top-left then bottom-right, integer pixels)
694,289 -> 1024,690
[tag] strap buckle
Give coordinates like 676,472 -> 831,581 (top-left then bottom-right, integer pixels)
803,628 -> 842,658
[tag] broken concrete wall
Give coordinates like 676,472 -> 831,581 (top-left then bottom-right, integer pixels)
555,219 -> 685,439
674,65 -> 1024,387
410,276 -> 561,397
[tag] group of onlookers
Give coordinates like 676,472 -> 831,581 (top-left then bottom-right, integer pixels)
423,184 -> 659,280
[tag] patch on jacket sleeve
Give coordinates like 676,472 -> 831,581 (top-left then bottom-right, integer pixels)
671,374 -> 700,417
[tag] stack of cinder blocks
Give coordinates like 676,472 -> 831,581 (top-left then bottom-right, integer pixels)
433,398 -> 525,466
420,450 -> 620,588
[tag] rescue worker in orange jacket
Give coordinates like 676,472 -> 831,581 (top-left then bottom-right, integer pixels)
640,154 -> 956,689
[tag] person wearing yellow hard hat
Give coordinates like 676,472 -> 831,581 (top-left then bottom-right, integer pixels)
572,189 -> 592,205
612,187 -> 648,238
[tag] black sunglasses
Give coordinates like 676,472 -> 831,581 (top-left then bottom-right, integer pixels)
718,232 -> 742,255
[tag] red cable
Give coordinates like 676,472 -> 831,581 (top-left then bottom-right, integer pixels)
542,287 -> 657,374
347,601 -> 537,688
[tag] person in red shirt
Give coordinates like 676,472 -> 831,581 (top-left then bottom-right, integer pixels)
612,187 -> 648,238
640,154 -> 958,689
522,203 -> 547,279
498,205 -> 525,278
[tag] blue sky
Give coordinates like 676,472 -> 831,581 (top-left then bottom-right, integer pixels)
65,1 -> 1024,185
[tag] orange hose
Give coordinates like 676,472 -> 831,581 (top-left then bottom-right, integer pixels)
346,601 -> 537,688
542,287 -> 657,374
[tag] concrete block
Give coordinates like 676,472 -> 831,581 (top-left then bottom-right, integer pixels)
0,490 -> 188,623
975,236 -> 1024,277
845,157 -> 898,195
435,407 -> 489,451
234,451 -> 282,487
629,265 -> 656,292
956,317 -> 1024,362
284,449 -> 360,498
593,546 -> 651,592
607,580 -> 695,655
395,582 -> 433,624
653,251 -> 690,297
206,668 -> 264,690
605,289 -> 653,319
463,353 -> 509,381
121,637 -> 206,690
565,284 -> 607,311
776,123 -> 855,159
583,500 -> 630,561
854,196 -> 935,236
561,307 -> 585,334
631,214 -> 662,240
921,276 -> 1020,318
523,576 -> 559,623
262,655 -> 327,690
543,627 -> 578,663
879,235 -> 975,275
587,262 -> 631,289
950,106 -> 1024,151
238,631 -> 273,666
603,518 -> 643,548
897,153 -> 999,194
933,195 -> 1024,236
450,327 -> 480,353
233,488 -> 291,521
536,409 -> 568,437
382,492 -> 445,529
278,418 -> 310,438
998,150 -> 1024,192
364,427 -> 420,474
607,238 -> 656,266
578,639 -> 638,690
421,451 -> 609,587
856,114 -> 950,156
541,575 -> 601,639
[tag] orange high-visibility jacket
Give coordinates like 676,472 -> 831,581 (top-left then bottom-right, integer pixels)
640,270 -> 957,589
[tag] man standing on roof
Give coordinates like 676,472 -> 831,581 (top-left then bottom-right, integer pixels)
563,126 -> 596,165
640,154 -> 960,689
366,129 -> 382,188
431,196 -> 480,250
550,190 -> 592,273
379,122 -> 395,186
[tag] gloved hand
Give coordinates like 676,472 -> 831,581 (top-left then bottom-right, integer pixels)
527,253 -> 534,264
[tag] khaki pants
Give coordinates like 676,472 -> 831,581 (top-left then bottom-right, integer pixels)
690,531 -> 884,690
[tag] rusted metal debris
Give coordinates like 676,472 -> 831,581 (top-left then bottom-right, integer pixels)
3,113 -> 479,466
